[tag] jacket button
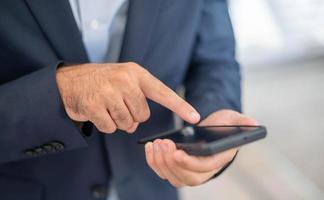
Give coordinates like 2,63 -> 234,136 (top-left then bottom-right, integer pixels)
91,185 -> 107,199
43,144 -> 55,152
25,150 -> 37,157
50,141 -> 65,151
34,147 -> 46,156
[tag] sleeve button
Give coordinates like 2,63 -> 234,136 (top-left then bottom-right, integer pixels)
25,150 -> 37,157
34,147 -> 46,155
50,141 -> 65,151
43,144 -> 55,152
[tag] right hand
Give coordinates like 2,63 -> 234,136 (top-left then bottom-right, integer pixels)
56,62 -> 200,134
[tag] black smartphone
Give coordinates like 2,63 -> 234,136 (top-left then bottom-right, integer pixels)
138,125 -> 267,156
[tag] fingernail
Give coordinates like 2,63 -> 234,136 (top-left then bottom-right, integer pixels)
190,111 -> 200,123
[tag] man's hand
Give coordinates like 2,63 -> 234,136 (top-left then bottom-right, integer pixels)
56,62 -> 200,133
144,109 -> 258,187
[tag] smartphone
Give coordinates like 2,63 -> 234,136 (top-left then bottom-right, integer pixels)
138,125 -> 267,156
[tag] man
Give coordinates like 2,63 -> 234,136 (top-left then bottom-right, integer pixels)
0,0 -> 257,200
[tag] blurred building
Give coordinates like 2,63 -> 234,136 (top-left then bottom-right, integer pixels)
181,0 -> 324,199
229,0 -> 324,66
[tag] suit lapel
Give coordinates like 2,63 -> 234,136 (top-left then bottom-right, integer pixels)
105,0 -> 163,184
25,0 -> 88,63
25,0 -> 162,64
119,0 -> 163,64
25,0 -> 164,187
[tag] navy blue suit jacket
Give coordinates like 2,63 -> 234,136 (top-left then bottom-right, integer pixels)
0,0 -> 241,199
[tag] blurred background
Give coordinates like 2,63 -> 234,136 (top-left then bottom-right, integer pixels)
181,0 -> 324,199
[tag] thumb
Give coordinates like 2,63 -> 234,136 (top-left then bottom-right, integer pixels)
235,114 -> 259,126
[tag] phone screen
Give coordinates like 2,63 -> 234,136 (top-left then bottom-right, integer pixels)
156,126 -> 260,144
138,125 -> 266,156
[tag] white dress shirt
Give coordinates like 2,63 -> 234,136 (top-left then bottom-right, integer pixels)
69,0 -> 128,199
69,0 -> 128,63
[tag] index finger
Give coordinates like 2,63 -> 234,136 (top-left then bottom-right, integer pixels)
139,70 -> 200,124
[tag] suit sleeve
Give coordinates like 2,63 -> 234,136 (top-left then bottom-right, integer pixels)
184,0 -> 240,178
184,0 -> 241,120
0,62 -> 89,164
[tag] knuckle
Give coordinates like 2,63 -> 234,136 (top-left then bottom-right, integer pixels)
136,108 -> 150,122
111,105 -> 133,128
126,62 -> 142,71
79,104 -> 91,116
93,122 -> 106,133
170,180 -> 182,188
91,118 -> 107,132
126,129 -> 136,134
120,63 -> 140,77
109,69 -> 135,87
125,92 -> 150,123
105,125 -> 117,134
96,126 -> 107,133
115,71 -> 133,85
115,114 -> 132,129
127,62 -> 148,75
111,104 -> 125,117
127,62 -> 139,68
126,124 -> 137,134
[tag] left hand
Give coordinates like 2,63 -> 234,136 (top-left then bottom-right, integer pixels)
144,109 -> 258,187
